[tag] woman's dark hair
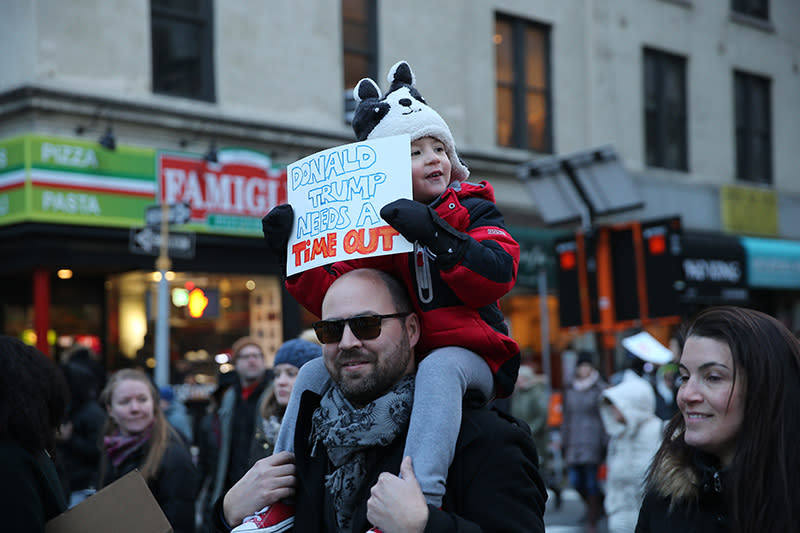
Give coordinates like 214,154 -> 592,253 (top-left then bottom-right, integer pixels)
648,306 -> 800,533
0,336 -> 69,454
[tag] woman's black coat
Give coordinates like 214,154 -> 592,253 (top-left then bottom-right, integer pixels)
100,433 -> 198,533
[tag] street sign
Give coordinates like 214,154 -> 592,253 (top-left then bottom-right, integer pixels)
129,227 -> 196,259
144,202 -> 192,227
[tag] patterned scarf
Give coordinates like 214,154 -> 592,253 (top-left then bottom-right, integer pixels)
310,375 -> 414,532
103,426 -> 152,467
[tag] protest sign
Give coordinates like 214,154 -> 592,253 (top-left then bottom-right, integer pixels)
621,331 -> 674,364
286,134 -> 413,276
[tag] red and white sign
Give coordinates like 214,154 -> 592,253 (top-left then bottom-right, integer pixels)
157,149 -> 287,224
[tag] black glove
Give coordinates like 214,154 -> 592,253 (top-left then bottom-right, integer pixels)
261,204 -> 294,275
380,199 -> 468,267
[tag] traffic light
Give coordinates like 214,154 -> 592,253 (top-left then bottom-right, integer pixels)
555,217 -> 682,330
641,217 -> 682,318
555,231 -> 600,328
555,237 -> 582,328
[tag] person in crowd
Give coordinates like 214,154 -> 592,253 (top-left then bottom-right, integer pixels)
160,384 -> 194,445
636,307 -> 800,533
249,338 -> 322,463
511,364 -> 549,448
255,59 -> 521,531
63,343 -> 107,394
510,364 -> 553,492
562,350 -> 608,533
650,327 -> 686,422
196,370 -> 239,533
55,360 -> 106,507
215,268 -> 546,532
653,361 -> 679,421
0,336 -> 69,532
98,368 -> 198,533
599,372 -> 663,533
626,353 -> 678,422
614,333 -> 678,421
205,338 -> 273,524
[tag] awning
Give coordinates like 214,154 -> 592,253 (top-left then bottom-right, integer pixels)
680,231 -> 748,303
741,236 -> 800,289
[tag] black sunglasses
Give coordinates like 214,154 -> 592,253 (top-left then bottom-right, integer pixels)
312,312 -> 410,344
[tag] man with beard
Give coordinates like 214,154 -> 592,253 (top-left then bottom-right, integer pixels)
206,336 -> 274,529
213,268 -> 546,532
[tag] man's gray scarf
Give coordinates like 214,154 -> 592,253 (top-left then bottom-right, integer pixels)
310,375 -> 414,532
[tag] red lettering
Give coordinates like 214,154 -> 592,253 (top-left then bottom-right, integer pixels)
291,240 -> 309,266
311,233 -> 337,259
343,226 -> 399,255
158,154 -> 288,220
376,225 -> 399,251
291,233 -> 337,266
343,229 -> 362,254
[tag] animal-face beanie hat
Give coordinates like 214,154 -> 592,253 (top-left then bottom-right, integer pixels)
352,60 -> 470,183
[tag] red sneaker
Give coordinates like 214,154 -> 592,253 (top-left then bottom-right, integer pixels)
366,528 -> 383,532
232,501 -> 295,532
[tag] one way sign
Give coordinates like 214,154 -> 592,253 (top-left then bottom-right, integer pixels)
129,227 -> 196,259
144,202 -> 192,227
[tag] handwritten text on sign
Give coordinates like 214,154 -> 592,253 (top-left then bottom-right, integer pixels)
286,134 -> 413,276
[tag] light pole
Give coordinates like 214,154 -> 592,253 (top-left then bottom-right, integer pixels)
532,246 -> 551,391
154,201 -> 171,387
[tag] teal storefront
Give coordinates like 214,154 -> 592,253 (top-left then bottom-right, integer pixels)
742,237 -> 800,289
741,236 -> 800,330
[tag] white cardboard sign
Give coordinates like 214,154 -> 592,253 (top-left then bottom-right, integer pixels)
286,134 -> 413,276
621,331 -> 674,365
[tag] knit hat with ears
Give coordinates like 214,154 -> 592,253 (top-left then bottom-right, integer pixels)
352,60 -> 470,184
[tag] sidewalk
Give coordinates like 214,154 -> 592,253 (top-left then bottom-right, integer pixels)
543,488 -> 608,533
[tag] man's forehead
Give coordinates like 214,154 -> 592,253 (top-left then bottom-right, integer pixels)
322,273 -> 392,317
238,345 -> 263,355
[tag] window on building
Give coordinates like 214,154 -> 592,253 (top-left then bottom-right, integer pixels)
342,0 -> 377,123
644,48 -> 688,171
731,0 -> 769,20
495,14 -> 551,153
151,0 -> 215,102
734,71 -> 772,184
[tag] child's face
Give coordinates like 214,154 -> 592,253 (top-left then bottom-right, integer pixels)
411,136 -> 451,204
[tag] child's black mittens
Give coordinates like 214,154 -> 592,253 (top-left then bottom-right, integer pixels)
380,199 -> 468,268
261,204 -> 294,276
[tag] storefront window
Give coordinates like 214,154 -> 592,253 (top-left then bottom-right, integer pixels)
1,273 -> 104,362
106,271 -> 283,385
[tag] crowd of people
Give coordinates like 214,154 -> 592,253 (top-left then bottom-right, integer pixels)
4,58 -> 800,533
8,299 -> 800,533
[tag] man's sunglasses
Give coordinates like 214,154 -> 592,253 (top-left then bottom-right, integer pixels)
312,312 -> 410,344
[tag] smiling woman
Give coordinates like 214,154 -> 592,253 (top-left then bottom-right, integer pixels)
635,307 -> 800,533
676,337 -> 744,467
98,369 -> 198,533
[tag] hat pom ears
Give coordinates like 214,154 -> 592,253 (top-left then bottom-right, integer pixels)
353,77 -> 381,103
353,77 -> 389,141
387,60 -> 415,89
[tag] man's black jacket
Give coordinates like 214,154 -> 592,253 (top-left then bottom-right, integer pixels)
294,389 -> 546,532
214,389 -> 547,532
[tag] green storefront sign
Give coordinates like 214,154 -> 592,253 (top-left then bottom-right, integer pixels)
0,134 -> 156,228
0,134 -> 286,237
